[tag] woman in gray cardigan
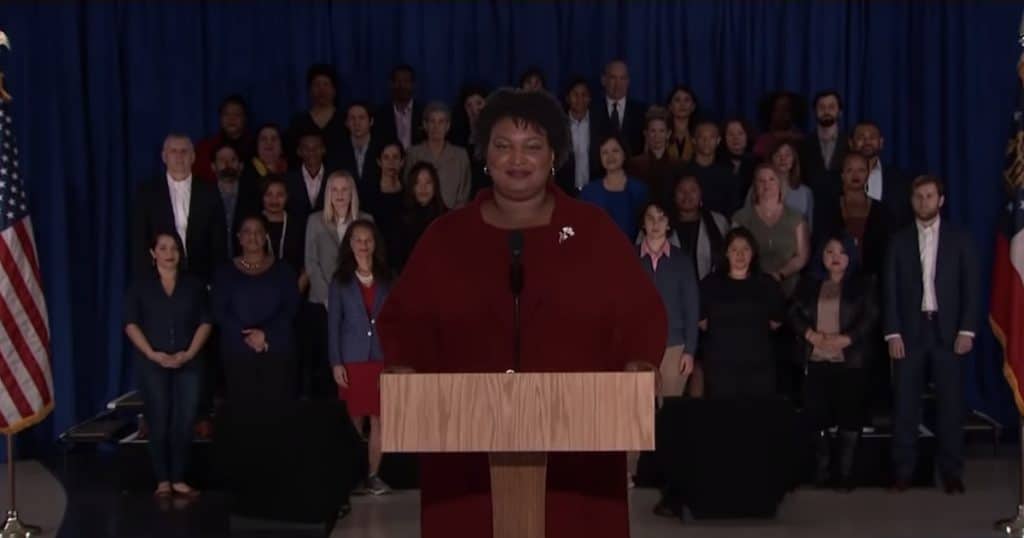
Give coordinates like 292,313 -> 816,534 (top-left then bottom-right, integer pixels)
300,170 -> 372,400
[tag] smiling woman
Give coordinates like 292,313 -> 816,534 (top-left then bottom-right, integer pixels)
377,88 -> 668,538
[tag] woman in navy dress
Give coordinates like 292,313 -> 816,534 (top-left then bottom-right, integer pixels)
212,215 -> 300,403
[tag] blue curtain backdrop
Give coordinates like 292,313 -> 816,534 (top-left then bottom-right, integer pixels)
0,0 -> 1020,456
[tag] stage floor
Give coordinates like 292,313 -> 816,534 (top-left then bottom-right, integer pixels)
36,450 -> 1022,537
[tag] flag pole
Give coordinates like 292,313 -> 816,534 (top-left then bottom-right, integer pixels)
0,32 -> 40,538
1,433 -> 38,538
995,13 -> 1024,536
996,418 -> 1024,536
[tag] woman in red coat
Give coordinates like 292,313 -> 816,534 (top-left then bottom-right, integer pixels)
377,89 -> 667,537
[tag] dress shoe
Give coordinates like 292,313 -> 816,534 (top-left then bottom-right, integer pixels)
942,477 -> 965,495
889,479 -> 911,493
652,499 -> 684,521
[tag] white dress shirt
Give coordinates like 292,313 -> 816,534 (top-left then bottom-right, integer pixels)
302,164 -> 325,207
917,217 -> 940,312
352,137 -> 370,177
570,112 -> 591,191
395,100 -> 413,149
166,173 -> 192,251
884,216 -> 974,341
867,159 -> 884,201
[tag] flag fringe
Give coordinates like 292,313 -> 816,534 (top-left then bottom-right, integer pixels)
992,314 -> 1024,416
0,400 -> 53,436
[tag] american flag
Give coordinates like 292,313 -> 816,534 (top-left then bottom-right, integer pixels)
0,99 -> 53,434
992,105 -> 1024,416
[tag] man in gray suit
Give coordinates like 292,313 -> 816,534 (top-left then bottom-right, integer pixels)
884,175 -> 978,494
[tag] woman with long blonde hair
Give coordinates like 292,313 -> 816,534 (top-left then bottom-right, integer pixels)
300,170 -> 373,400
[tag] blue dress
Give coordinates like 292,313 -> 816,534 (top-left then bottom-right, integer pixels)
579,177 -> 650,240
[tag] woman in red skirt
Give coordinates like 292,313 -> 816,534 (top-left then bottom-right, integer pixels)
327,219 -> 393,495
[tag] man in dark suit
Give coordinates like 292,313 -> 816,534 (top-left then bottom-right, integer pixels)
852,121 -> 913,228
132,134 -> 227,284
210,142 -> 260,257
590,60 -> 646,157
884,175 -> 978,494
555,76 -> 602,196
338,102 -> 383,200
801,90 -> 848,208
286,130 -> 330,225
373,64 -> 425,150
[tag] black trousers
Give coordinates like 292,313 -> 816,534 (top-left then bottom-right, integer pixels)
803,362 -> 867,432
892,316 -> 965,481
297,302 -> 336,401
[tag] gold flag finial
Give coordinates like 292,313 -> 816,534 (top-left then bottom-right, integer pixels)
0,31 -> 11,103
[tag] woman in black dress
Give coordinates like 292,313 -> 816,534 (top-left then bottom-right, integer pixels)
124,233 -> 212,498
361,143 -> 406,266
698,227 -> 785,399
212,215 -> 301,403
260,175 -> 307,293
393,161 -> 447,270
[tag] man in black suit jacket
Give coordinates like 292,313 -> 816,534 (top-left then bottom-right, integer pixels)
884,175 -> 978,494
852,121 -> 913,228
555,76 -> 603,196
590,60 -> 646,157
373,64 -> 425,150
210,142 -> 260,257
133,134 -> 227,284
338,102 -> 383,200
801,90 -> 848,207
286,130 -> 331,225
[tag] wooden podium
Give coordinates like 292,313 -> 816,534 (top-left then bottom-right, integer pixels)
380,371 -> 655,538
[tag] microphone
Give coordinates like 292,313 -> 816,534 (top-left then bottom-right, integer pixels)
507,231 -> 524,373
508,231 -> 524,296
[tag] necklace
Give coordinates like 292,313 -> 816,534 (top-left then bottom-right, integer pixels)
240,256 -> 264,271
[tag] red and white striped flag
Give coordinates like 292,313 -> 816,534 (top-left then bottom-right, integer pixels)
0,98 -> 54,434
992,96 -> 1024,416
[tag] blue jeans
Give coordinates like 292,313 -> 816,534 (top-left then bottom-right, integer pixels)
136,356 -> 202,483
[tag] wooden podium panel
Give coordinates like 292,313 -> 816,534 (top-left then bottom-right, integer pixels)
380,371 -> 655,453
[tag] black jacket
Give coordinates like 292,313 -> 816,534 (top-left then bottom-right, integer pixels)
132,176 -> 227,284
789,275 -> 879,369
883,221 -> 979,347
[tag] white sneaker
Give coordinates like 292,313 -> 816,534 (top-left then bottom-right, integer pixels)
366,474 -> 392,496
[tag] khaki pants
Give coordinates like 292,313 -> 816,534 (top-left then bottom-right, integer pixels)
629,346 -> 689,478
658,345 -> 689,398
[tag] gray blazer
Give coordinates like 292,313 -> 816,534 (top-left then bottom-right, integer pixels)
304,211 -> 374,305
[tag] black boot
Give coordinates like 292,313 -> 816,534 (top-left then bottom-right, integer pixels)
814,430 -> 831,488
837,430 -> 859,492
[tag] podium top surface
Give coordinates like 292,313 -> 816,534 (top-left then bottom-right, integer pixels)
380,371 -> 655,453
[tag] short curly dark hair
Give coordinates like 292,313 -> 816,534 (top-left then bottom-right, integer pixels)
471,88 -> 571,169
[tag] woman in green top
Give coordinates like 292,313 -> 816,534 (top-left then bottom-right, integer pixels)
732,163 -> 809,297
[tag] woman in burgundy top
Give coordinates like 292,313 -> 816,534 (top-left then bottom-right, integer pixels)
377,89 -> 667,538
